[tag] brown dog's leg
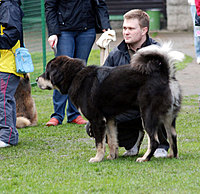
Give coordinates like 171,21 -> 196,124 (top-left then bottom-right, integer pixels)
106,119 -> 118,160
30,102 -> 38,126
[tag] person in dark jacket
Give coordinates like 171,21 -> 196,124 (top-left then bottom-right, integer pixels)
45,0 -> 111,126
0,0 -> 24,147
104,9 -> 171,158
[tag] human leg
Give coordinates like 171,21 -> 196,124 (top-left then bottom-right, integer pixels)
114,109 -> 144,156
67,97 -> 85,123
74,28 -> 96,62
117,116 -> 144,156
48,31 -> 81,124
123,129 -> 144,156
0,73 -> 20,146
66,28 -> 96,122
117,119 -> 142,150
50,89 -> 68,124
190,5 -> 200,63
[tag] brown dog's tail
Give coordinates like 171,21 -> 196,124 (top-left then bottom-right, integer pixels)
16,117 -> 31,129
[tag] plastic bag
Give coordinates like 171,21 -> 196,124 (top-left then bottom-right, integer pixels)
15,47 -> 34,73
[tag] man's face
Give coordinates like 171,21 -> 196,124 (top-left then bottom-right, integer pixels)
123,18 -> 146,44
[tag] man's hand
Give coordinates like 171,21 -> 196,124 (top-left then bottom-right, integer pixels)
48,35 -> 58,49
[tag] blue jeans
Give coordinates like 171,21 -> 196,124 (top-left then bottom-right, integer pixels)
51,28 -> 96,123
190,5 -> 200,59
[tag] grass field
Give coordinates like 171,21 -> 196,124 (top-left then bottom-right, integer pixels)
0,51 -> 199,193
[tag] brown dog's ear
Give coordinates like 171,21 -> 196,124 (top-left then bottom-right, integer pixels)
23,73 -> 30,81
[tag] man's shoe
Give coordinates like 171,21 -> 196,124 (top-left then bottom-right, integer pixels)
123,144 -> 139,156
46,118 -> 59,126
71,116 -> 87,124
0,140 -> 10,148
154,148 -> 168,158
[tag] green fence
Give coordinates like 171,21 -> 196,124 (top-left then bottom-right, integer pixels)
21,0 -> 48,85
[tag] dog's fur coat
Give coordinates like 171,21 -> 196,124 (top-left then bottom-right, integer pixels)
15,74 -> 38,128
37,43 -> 184,162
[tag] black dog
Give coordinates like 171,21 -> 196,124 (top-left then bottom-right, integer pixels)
36,43 -> 184,163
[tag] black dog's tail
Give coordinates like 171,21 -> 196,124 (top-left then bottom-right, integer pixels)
130,42 -> 185,77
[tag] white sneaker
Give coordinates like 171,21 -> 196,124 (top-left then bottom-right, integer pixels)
123,144 -> 139,156
0,140 -> 10,148
197,57 -> 200,64
153,148 -> 168,158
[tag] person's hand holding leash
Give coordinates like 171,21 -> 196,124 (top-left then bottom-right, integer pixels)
48,35 -> 58,55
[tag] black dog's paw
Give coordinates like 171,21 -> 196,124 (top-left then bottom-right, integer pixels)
85,122 -> 94,137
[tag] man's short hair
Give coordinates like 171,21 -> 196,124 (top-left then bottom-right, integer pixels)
123,9 -> 150,29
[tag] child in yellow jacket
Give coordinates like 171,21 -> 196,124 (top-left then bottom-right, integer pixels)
0,0 -> 24,147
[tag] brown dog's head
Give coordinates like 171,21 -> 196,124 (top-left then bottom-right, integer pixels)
36,56 -> 85,94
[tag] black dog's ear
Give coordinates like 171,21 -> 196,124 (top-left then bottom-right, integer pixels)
50,69 -> 63,85
74,58 -> 86,67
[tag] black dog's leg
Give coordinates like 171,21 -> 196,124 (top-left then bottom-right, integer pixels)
106,119 -> 118,160
170,131 -> 178,158
136,116 -> 159,162
164,118 -> 178,158
136,132 -> 159,162
89,119 -> 106,163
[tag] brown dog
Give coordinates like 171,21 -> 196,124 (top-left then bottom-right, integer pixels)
15,73 -> 38,128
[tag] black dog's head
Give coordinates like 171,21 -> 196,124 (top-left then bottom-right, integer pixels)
36,56 -> 85,94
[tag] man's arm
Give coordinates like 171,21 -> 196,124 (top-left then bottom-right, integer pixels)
103,49 -> 117,67
96,0 -> 111,31
103,55 -> 114,67
45,0 -> 60,37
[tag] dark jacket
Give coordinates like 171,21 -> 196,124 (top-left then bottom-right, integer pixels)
0,0 -> 24,49
45,0 -> 111,36
104,35 -> 159,67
